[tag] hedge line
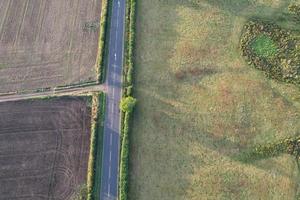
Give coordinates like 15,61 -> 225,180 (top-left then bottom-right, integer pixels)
96,0 -> 110,83
119,112 -> 131,200
119,0 -> 137,200
124,0 -> 136,96
239,136 -> 300,163
87,92 -> 106,200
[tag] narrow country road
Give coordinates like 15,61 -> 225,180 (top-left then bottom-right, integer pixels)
100,0 -> 125,199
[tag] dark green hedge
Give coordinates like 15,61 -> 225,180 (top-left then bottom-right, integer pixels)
124,0 -> 136,96
97,0 -> 110,83
119,112 -> 131,200
119,0 -> 137,200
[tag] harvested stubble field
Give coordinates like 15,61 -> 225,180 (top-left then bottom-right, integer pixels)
0,96 -> 91,200
129,0 -> 300,199
0,0 -> 102,93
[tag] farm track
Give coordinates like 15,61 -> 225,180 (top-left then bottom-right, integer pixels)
0,84 -> 106,103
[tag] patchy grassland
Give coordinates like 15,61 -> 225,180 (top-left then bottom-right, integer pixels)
129,0 -> 300,199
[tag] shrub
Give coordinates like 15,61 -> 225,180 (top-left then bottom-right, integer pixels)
120,96 -> 136,113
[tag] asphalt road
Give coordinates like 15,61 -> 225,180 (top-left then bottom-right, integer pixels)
100,0 -> 125,199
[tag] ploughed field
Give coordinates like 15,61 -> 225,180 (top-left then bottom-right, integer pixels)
0,0 -> 102,93
0,97 -> 91,200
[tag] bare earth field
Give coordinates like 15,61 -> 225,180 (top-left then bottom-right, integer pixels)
0,97 -> 91,200
0,0 -> 102,93
129,0 -> 300,199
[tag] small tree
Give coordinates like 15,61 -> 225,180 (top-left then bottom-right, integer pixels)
120,96 -> 136,113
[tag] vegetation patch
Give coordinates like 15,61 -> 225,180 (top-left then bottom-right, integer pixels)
250,35 -> 278,58
240,136 -> 300,166
240,20 -> 300,85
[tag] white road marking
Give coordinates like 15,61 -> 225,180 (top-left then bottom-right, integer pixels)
112,87 -> 115,97
110,133 -> 113,146
108,164 -> 111,179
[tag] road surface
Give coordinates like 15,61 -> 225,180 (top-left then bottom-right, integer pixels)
100,0 -> 125,199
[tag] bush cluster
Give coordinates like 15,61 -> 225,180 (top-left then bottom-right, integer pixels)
240,20 -> 300,85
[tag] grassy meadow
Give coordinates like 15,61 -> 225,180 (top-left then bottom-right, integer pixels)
129,0 -> 300,199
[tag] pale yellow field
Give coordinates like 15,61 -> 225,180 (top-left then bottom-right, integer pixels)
129,0 -> 300,199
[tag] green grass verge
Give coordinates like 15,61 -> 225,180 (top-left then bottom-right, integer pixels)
251,35 -> 278,58
92,93 -> 106,199
87,92 -> 106,200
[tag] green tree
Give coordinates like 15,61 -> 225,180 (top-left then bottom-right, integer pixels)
120,96 -> 136,113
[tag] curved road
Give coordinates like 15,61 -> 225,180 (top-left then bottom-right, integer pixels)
100,0 -> 125,199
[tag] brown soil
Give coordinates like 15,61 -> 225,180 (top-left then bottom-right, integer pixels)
0,96 -> 91,200
0,0 -> 102,93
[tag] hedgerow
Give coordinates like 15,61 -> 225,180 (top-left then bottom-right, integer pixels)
124,0 -> 136,96
96,0 -> 110,83
240,136 -> 300,163
119,0 -> 137,200
240,20 -> 300,85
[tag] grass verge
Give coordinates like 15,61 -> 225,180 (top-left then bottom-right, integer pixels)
87,92 -> 106,200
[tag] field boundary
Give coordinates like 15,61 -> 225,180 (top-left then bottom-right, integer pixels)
96,0 -> 111,83
119,0 -> 137,200
87,92 -> 106,200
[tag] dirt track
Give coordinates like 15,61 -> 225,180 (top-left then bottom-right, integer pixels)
0,97 -> 91,200
0,0 -> 102,93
